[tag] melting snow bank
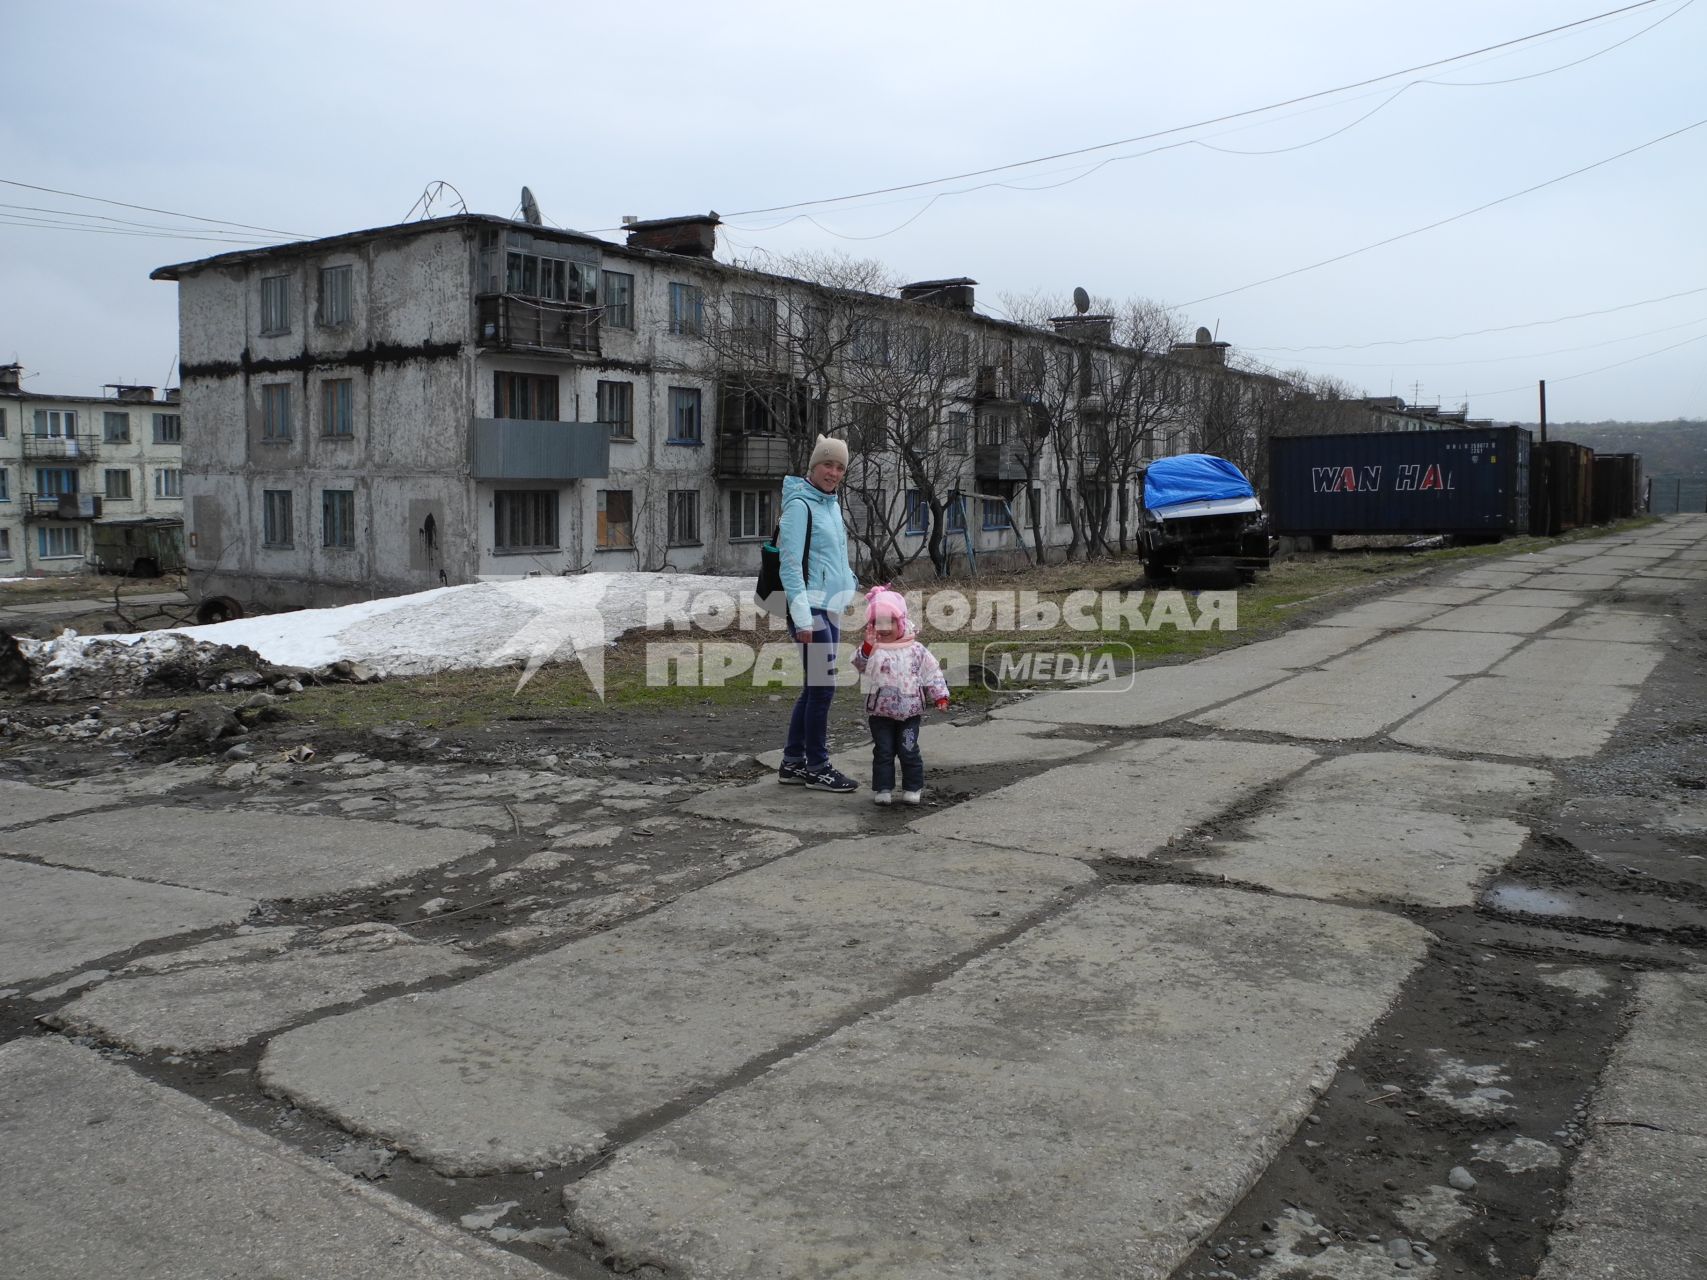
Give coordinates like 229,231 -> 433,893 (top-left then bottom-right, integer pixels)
20,572 -> 754,695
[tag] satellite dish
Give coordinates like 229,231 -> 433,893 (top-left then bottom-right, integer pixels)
1195,326 -> 1213,344
520,186 -> 543,226
1072,286 -> 1090,315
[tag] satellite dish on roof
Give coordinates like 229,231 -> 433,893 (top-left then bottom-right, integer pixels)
1195,326 -> 1213,344
1072,286 -> 1090,315
520,186 -> 543,226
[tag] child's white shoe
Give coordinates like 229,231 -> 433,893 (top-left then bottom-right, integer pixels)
872,790 -> 893,806
901,790 -> 923,805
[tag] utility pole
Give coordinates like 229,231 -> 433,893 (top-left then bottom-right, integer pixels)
1538,379 -> 1548,444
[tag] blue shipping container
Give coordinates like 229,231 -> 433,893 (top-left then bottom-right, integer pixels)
1268,427 -> 1532,537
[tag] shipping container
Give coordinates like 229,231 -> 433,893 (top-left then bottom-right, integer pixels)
1529,440 -> 1595,536
1268,427 -> 1531,538
1591,453 -> 1643,523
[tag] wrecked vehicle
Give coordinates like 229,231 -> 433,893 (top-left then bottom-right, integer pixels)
1137,453 -> 1273,585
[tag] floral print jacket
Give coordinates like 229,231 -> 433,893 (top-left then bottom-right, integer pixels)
852,638 -> 950,720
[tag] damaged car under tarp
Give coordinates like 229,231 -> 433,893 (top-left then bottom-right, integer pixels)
1138,454 -> 1273,585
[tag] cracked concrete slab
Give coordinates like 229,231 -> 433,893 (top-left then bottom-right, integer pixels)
564,886 -> 1430,1280
1314,601 -> 1449,630
1548,609 -> 1673,644
0,805 -> 492,898
44,926 -> 477,1053
1318,628 -> 1523,678
755,718 -> 1102,781
1392,676 -> 1639,759
260,839 -> 1093,1174
0,1038 -> 552,1280
1415,603 -> 1571,634
681,776 -> 878,834
991,628 -> 1379,728
1193,667 -> 1458,741
1446,569 -> 1533,589
0,859 -> 251,988
1490,638 -> 1664,687
1190,752 -> 1549,907
910,737 -> 1316,859
0,779 -> 113,827
1525,572 -> 1626,592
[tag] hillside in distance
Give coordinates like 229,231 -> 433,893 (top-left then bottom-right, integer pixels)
1511,419 -> 1707,476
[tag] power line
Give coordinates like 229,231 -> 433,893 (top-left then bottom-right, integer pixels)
710,0 -> 1669,222
0,177 -> 308,238
1178,117 -> 1707,307
0,215 -> 272,245
1248,285 -> 1707,351
1295,314 -> 1707,368
1466,330 -> 1707,398
0,200 -> 280,237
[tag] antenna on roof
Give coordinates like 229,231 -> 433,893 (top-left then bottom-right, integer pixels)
520,186 -> 543,226
1072,286 -> 1090,315
402,181 -> 467,222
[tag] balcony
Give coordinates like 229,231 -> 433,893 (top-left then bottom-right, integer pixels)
476,294 -> 599,357
21,432 -> 100,462
974,443 -> 1031,482
716,434 -> 794,478
23,493 -> 104,521
470,418 -> 609,481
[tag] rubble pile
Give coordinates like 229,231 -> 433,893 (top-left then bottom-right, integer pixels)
16,630 -> 380,701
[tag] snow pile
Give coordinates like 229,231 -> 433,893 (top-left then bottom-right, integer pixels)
20,572 -> 753,692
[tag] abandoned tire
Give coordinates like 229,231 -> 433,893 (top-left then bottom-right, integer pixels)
1142,559 -> 1172,585
195,596 -> 244,624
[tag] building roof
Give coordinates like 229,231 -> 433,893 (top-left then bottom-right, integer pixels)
150,214 -> 610,282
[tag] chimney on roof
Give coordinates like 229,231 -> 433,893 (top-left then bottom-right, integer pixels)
1170,326 -> 1230,368
0,364 -> 20,393
164,387 -> 181,403
110,384 -> 156,403
625,212 -> 720,258
900,278 -> 977,313
1050,314 -> 1113,344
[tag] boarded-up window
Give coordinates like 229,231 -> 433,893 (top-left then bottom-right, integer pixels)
597,489 -> 633,549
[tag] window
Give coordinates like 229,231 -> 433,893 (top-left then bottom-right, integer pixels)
104,469 -> 132,500
667,387 -> 702,443
33,409 -> 77,437
262,489 -> 293,547
317,265 -> 353,325
37,468 -> 78,496
0,408 -> 6,438
154,468 -> 183,499
597,380 -> 634,439
945,492 -> 966,533
944,410 -> 969,451
977,410 -> 1011,447
1057,482 -> 1073,525
731,292 -> 776,352
103,411 -> 131,443
494,371 -> 558,420
0,467 -> 9,502
152,412 -> 181,444
321,379 -> 354,436
851,317 -> 889,365
602,271 -> 634,329
903,324 -> 931,373
262,384 -> 292,439
847,402 -> 882,450
38,526 -> 82,558
729,489 -> 775,541
322,489 -> 355,548
494,490 -> 559,551
597,489 -> 633,549
982,493 -> 1012,531
1027,487 -> 1043,527
801,303 -> 830,360
945,332 -> 970,375
0,528 -> 10,559
904,490 -> 928,535
667,490 -> 700,546
669,282 -> 704,336
260,274 -> 290,334
505,249 -> 596,303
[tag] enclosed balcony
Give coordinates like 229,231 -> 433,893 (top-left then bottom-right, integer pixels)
715,434 -> 795,478
476,295 -> 599,357
974,443 -> 1031,483
470,418 -> 609,481
23,493 -> 104,520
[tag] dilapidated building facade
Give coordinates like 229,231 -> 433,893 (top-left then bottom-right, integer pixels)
154,212 -> 1293,608
0,365 -> 185,576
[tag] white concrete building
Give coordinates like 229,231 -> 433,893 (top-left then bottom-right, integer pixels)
0,365 -> 185,576
153,213 -> 1285,609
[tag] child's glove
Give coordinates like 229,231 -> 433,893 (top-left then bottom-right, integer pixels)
935,697 -> 950,711
861,640 -> 875,657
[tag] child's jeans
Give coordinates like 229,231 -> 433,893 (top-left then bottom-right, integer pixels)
869,714 -> 923,793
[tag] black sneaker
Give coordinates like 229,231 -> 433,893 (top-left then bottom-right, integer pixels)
801,764 -> 859,793
778,760 -> 809,786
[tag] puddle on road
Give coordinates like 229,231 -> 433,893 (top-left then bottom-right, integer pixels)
1482,883 -> 1592,917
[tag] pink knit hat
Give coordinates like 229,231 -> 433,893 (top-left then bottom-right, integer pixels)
864,583 -> 912,640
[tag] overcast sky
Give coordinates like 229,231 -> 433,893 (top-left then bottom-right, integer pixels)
5,0 -> 1703,423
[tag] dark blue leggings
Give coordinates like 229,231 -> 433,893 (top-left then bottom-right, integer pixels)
783,610 -> 838,769
870,715 -> 924,793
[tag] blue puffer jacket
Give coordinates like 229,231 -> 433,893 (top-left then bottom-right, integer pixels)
777,474 -> 859,632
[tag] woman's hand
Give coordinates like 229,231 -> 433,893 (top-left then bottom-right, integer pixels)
795,627 -> 815,645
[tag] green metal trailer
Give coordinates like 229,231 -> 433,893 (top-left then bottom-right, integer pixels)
91,518 -> 185,578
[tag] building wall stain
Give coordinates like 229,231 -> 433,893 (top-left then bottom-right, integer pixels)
182,340 -> 465,382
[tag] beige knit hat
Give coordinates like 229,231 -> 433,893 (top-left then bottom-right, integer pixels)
808,434 -> 849,469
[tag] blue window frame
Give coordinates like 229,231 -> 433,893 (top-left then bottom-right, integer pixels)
945,493 -> 966,533
904,490 -> 928,536
982,496 -> 1011,531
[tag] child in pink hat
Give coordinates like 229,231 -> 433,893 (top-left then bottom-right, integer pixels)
851,584 -> 949,805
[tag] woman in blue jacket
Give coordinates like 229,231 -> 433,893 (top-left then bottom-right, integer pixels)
776,435 -> 860,792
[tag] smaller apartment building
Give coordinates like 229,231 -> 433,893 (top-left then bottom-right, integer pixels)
154,213 -> 1288,608
0,365 -> 184,575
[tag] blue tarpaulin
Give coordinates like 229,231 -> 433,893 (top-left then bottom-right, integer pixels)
1142,454 -> 1257,510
